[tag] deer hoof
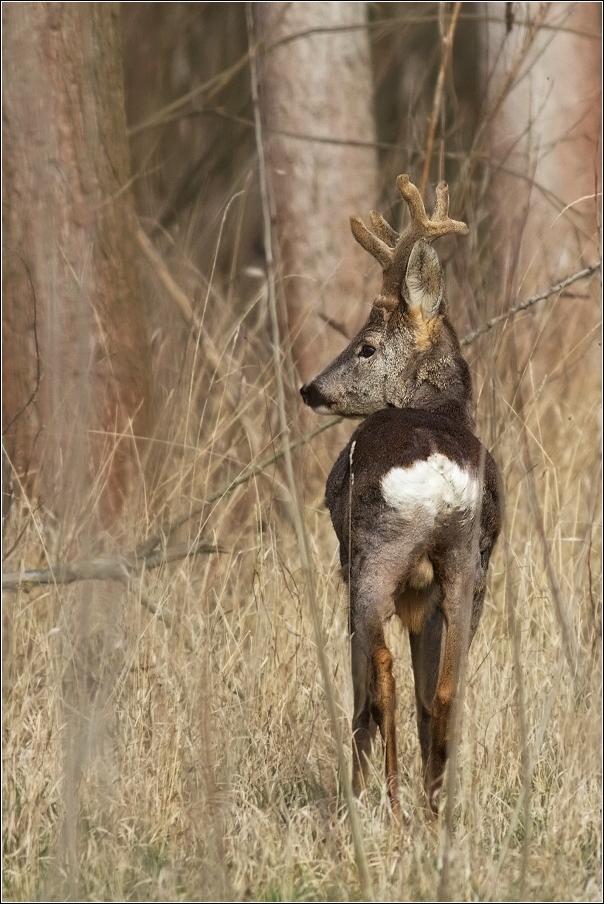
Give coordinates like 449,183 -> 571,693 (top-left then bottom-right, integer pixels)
424,772 -> 443,817
429,784 -> 441,816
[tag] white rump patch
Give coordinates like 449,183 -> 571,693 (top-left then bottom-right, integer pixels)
381,453 -> 479,522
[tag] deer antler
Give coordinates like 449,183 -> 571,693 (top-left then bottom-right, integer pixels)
350,175 -> 468,310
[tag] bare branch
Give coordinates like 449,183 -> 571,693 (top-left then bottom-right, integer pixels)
137,218 -> 262,452
2,538 -> 221,592
318,312 -> 353,340
461,262 -> 601,346
117,266 -> 604,564
127,11 -> 599,138
419,1 -> 463,198
135,415 -> 343,558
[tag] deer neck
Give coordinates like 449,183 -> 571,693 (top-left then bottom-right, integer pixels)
381,310 -> 475,431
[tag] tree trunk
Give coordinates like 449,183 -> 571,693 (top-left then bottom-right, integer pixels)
254,1 -> 379,381
484,2 -> 600,288
478,2 -> 601,400
2,2 -> 153,532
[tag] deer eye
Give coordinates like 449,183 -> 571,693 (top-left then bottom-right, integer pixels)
358,344 -> 376,359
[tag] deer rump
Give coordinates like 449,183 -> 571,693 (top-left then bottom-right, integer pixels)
326,407 -> 501,808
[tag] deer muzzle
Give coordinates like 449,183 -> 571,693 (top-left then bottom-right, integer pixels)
300,380 -> 332,413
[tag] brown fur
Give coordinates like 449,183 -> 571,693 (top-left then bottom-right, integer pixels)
395,586 -> 432,635
408,309 -> 442,352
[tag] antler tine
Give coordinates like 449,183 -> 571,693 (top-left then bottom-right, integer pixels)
396,174 -> 468,240
369,210 -> 399,248
349,175 -> 468,312
350,215 -> 393,269
432,181 -> 450,221
396,175 -> 431,230
432,181 -> 468,237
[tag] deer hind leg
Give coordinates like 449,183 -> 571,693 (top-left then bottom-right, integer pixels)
349,538 -> 419,819
351,616 -> 400,819
424,566 -> 473,814
408,599 -> 443,771
366,626 -> 400,820
350,633 -> 376,796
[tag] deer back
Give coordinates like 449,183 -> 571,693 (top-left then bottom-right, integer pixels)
326,407 -> 502,630
302,174 -> 503,629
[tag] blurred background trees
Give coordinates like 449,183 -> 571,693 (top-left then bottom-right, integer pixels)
3,1 -> 600,526
253,1 -> 378,380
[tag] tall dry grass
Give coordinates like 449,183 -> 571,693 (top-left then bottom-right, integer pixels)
3,181 -> 600,899
2,7 -> 601,902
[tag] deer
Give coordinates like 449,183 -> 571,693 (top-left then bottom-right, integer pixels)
300,175 -> 502,819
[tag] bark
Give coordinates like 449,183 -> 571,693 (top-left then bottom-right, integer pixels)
254,1 -> 379,381
480,1 -> 601,395
2,2 -> 153,531
483,3 -> 600,290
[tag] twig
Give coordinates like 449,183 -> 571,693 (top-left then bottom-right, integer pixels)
419,2 -> 462,198
128,49 -> 255,137
2,538 -> 220,592
484,647 -> 566,899
525,462 -> 579,678
137,225 -> 200,328
458,3 -> 551,200
318,311 -> 352,340
188,107 -> 400,152
137,223 -> 226,380
502,276 -> 582,686
461,262 -> 602,346
127,12 -> 598,138
268,14 -> 600,45
1,501 -> 42,562
5,262 -> 597,591
139,592 -> 194,653
137,217 -> 261,452
503,534 -> 531,896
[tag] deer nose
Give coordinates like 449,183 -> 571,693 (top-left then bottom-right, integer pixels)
300,382 -> 313,406
300,380 -> 327,409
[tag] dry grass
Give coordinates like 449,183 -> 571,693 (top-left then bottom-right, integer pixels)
2,220 -> 601,900
2,6 -> 602,898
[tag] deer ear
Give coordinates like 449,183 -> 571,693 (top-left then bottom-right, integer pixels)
405,240 -> 444,320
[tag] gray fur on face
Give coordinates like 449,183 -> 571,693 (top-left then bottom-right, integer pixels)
301,241 -> 473,425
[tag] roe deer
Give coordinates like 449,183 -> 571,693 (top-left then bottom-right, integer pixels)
300,175 -> 502,817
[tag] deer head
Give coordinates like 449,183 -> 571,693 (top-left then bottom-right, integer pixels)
300,176 -> 473,425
